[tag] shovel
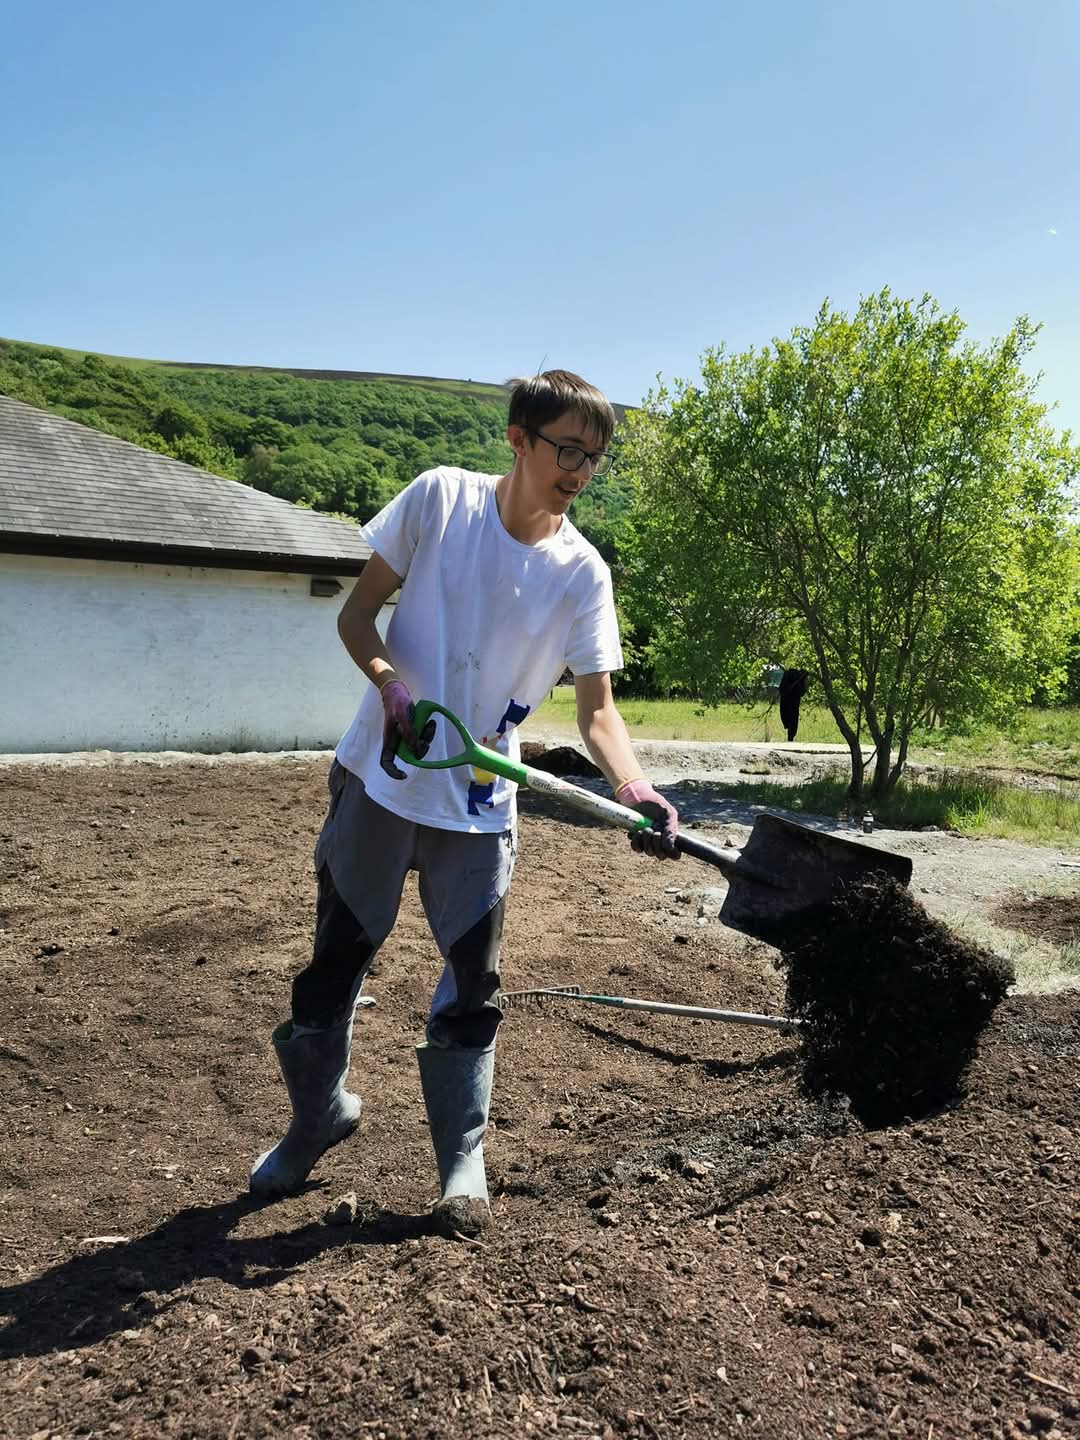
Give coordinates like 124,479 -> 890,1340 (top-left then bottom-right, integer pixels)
399,701 -> 913,948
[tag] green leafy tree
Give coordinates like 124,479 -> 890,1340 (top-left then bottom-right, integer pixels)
205,408 -> 256,454
154,401 -> 208,443
138,429 -> 240,477
621,291 -> 1079,798
1041,528 -> 1080,703
246,414 -> 292,450
242,441 -> 395,520
570,466 -> 634,564
248,442 -> 338,508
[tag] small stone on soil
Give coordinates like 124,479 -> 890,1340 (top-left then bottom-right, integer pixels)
1027,1406 -> 1058,1432
323,1191 -> 358,1226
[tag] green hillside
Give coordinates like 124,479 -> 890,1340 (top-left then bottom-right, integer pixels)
0,338 -> 631,558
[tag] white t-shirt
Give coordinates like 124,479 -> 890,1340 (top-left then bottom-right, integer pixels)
335,466 -> 623,833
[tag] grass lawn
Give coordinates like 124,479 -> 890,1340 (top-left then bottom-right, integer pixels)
718,770 -> 1080,846
531,692 -> 1080,781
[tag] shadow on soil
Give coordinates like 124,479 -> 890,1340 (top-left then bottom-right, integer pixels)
517,782 -> 847,833
0,1196 -> 433,1360
570,1017 -> 800,1076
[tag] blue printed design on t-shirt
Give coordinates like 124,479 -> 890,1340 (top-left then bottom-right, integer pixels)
497,699 -> 531,735
465,698 -> 532,815
467,780 -> 496,815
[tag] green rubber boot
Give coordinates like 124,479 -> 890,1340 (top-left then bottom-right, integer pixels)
249,1017 -> 361,1197
416,1042 -> 495,1238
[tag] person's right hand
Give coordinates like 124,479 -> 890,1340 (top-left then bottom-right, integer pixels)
379,680 -> 436,780
616,778 -> 680,858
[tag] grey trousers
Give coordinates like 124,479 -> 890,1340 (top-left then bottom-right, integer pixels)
291,762 -> 516,1048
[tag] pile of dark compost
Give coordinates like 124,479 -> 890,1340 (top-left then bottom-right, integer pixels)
519,742 -> 603,778
777,874 -> 1015,1125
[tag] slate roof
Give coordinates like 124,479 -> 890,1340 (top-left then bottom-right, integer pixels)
0,393 -> 372,574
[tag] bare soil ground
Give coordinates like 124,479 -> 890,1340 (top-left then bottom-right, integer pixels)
0,757 -> 1078,1440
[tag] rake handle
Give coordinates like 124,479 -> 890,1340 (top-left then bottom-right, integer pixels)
503,987 -> 798,1031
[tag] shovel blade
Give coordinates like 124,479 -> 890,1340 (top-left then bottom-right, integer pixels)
719,812 -> 913,947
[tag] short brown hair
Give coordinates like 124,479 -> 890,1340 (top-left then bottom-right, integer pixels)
507,370 -> 615,450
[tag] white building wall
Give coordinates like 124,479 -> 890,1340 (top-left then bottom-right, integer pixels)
0,554 -> 392,752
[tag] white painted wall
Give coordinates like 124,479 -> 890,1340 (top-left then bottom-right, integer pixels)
0,554 -> 393,752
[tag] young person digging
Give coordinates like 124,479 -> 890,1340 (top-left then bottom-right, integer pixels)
250,370 -> 679,1237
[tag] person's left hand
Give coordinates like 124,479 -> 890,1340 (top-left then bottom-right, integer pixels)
617,779 -> 680,859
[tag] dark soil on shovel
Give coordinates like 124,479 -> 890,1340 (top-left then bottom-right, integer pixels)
0,759 -> 1078,1439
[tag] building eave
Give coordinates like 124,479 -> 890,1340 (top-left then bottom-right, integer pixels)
0,532 -> 369,576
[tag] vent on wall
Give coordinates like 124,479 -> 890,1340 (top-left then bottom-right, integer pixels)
310,577 -> 343,597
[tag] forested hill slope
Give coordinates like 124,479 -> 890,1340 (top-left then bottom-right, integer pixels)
0,338 -> 631,558
162,357 -> 511,404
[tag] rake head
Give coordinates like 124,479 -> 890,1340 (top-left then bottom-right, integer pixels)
500,984 -> 583,1011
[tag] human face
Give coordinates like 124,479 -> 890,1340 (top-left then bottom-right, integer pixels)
508,412 -> 607,515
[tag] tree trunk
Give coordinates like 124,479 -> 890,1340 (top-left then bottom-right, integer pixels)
847,741 -> 865,800
886,732 -> 911,791
870,740 -> 893,798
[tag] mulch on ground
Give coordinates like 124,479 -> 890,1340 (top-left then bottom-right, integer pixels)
0,760 -> 1077,1439
992,893 -> 1080,948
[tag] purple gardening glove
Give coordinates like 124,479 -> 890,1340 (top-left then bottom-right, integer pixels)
379,680 -> 436,780
617,779 -> 680,859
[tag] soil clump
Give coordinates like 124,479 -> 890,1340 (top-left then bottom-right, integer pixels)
778,876 -> 1015,1124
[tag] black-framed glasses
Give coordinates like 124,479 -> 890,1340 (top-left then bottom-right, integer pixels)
531,430 -> 614,478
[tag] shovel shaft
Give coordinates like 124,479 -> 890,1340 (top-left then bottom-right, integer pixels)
400,701 -> 691,845
520,768 -> 773,885
400,701 -> 655,833
400,702 -> 759,877
517,762 -> 654,833
672,829 -> 762,879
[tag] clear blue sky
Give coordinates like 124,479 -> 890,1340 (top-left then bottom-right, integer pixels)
2,0 -> 1077,429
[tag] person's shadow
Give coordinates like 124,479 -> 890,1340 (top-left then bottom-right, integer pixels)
0,1193 -> 432,1360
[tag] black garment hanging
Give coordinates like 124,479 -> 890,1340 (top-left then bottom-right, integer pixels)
778,668 -> 810,741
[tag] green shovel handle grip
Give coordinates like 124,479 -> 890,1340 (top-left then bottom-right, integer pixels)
396,699 -> 528,782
